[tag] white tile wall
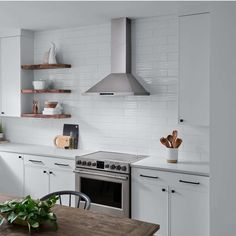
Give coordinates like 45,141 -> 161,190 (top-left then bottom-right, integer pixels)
3,15 -> 209,162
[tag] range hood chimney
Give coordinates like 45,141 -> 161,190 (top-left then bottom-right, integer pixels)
85,18 -> 150,96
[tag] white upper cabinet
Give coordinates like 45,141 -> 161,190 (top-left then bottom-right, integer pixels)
179,13 -> 210,126
0,30 -> 33,117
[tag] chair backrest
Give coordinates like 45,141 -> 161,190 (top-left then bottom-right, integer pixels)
40,190 -> 91,210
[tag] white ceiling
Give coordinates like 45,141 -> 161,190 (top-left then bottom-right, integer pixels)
0,1 -> 210,31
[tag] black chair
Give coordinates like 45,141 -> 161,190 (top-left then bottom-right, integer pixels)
40,190 -> 91,210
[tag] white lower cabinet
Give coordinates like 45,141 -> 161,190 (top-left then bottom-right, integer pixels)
24,165 -> 49,199
131,167 -> 209,236
24,155 -> 75,200
0,152 -> 24,196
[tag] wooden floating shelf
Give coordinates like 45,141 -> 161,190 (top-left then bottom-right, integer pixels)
21,64 -> 71,70
21,89 -> 71,94
21,114 -> 71,119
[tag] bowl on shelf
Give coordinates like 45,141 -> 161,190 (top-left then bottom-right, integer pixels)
33,80 -> 46,90
45,101 -> 58,108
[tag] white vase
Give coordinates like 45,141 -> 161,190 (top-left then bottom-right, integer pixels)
48,42 -> 57,64
166,148 -> 178,163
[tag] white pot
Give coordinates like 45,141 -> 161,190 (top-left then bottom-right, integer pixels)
33,80 -> 46,90
0,133 -> 4,139
166,148 -> 178,163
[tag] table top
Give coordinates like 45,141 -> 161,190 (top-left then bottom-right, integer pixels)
0,194 -> 159,236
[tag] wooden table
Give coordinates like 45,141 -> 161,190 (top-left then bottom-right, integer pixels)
0,194 -> 159,236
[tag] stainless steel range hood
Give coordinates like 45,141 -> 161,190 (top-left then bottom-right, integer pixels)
85,18 -> 150,96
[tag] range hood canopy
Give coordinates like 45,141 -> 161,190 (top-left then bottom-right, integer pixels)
85,18 -> 150,96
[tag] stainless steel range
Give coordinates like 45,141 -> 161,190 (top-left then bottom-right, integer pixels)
74,151 -> 146,217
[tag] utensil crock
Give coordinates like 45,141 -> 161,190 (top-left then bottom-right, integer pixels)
166,148 -> 178,163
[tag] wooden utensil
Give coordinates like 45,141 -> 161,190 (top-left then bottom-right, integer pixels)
173,138 -> 182,148
172,130 -> 178,147
160,137 -> 171,148
167,135 -> 173,148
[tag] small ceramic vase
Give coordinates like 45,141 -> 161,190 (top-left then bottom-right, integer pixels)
48,42 -> 57,64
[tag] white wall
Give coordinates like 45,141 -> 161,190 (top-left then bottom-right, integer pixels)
3,15 -> 209,161
210,3 -> 236,236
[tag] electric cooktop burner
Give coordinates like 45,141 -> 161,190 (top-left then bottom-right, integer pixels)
80,151 -> 146,163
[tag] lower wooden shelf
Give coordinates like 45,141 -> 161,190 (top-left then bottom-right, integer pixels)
21,114 -> 71,119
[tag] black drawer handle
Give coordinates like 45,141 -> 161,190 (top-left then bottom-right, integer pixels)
54,163 -> 70,167
140,174 -> 159,179
29,160 -> 43,164
179,180 -> 200,185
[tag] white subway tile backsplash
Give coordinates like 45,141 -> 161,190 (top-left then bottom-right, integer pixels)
2,15 -> 209,162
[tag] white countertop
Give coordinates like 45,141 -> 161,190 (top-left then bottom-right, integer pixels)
0,143 -> 209,176
131,156 -> 209,176
0,142 -> 95,160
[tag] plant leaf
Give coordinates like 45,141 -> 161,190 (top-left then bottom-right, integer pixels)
0,217 -> 5,225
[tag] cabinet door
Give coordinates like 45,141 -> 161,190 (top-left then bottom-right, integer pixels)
169,180 -> 209,236
49,169 -> 75,206
0,152 -> 24,196
24,165 -> 49,199
0,36 -> 21,117
179,13 -> 210,126
131,168 -> 168,236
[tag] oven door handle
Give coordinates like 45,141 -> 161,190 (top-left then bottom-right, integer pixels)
73,170 -> 128,181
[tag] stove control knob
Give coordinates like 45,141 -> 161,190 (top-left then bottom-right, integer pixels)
92,162 -> 96,167
110,164 -> 116,170
116,165 -> 121,171
82,161 -> 86,166
105,164 -> 109,168
87,161 -> 91,166
121,166 -> 127,171
77,160 -> 82,165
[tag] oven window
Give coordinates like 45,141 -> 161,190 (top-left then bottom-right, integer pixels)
81,177 -> 122,208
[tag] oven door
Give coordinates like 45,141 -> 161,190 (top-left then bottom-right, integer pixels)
74,168 -> 129,217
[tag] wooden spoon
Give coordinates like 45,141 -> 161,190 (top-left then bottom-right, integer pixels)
167,135 -> 173,148
172,130 -> 178,147
160,137 -> 171,148
174,138 -> 182,148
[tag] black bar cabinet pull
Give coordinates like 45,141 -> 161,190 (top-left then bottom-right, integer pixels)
140,174 -> 158,179
171,190 -> 175,193
162,188 -> 166,192
29,160 -> 43,164
54,163 -> 70,167
179,180 -> 200,185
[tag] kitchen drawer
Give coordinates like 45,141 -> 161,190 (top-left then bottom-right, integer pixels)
168,172 -> 209,193
24,154 -> 50,167
47,158 -> 75,170
132,167 -> 170,186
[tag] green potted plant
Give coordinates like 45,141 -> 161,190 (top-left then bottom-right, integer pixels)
0,195 -> 58,232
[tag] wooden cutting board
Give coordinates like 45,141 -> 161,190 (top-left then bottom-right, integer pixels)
54,135 -> 70,148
